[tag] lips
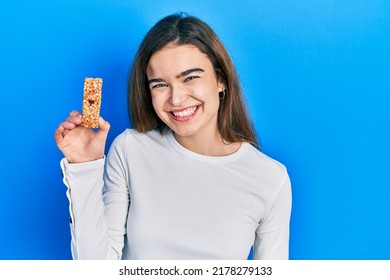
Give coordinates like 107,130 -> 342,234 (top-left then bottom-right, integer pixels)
170,106 -> 199,121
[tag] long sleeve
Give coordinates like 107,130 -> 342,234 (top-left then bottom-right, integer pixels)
60,135 -> 130,259
60,129 -> 292,259
253,174 -> 292,260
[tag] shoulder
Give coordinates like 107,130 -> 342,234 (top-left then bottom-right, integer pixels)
109,128 -> 169,156
245,144 -> 288,178
239,144 -> 290,197
244,145 -> 291,208
112,128 -> 163,145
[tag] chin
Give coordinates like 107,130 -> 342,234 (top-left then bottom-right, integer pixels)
169,124 -> 200,138
171,128 -> 196,138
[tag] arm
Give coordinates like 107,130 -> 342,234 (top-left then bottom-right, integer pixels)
253,174 -> 292,260
54,111 -> 110,164
55,111 -> 129,259
61,158 -> 111,259
60,134 -> 130,259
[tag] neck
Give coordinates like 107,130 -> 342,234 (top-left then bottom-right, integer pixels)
173,130 -> 241,156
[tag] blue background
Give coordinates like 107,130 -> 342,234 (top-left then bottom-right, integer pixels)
0,0 -> 389,260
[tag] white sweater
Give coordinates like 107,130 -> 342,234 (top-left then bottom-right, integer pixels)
61,129 -> 292,260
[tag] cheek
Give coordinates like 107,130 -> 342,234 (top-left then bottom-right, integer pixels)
151,96 -> 159,113
151,94 -> 167,116
201,87 -> 220,107
194,83 -> 219,102
207,89 -> 221,113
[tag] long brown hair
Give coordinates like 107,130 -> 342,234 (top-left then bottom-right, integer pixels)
128,13 -> 258,146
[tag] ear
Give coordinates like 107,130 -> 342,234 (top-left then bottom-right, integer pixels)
217,80 -> 225,92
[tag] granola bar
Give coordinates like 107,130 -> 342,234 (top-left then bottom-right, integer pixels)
81,77 -> 102,128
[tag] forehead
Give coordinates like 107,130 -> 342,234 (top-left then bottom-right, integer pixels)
146,44 -> 212,77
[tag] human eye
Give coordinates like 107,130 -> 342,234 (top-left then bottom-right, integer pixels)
184,76 -> 199,83
151,83 -> 168,89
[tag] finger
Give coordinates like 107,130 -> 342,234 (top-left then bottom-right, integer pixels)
65,114 -> 82,125
60,121 -> 77,130
54,125 -> 65,143
97,116 -> 110,137
98,116 -> 110,130
70,110 -> 81,116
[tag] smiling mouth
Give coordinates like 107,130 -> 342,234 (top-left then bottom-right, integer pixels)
171,106 -> 198,118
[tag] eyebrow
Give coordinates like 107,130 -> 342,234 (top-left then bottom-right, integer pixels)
177,68 -> 204,78
148,68 -> 205,85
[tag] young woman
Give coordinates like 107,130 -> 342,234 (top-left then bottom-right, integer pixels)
54,13 -> 292,260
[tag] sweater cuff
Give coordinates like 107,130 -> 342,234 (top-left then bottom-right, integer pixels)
60,157 -> 105,177
60,157 -> 106,227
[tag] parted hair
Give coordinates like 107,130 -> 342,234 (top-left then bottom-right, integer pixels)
128,13 -> 258,146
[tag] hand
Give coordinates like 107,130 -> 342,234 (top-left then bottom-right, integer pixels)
54,110 -> 110,163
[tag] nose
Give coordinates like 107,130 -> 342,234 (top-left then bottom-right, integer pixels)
169,85 -> 188,107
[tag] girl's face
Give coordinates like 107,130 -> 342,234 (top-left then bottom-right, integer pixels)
147,44 -> 224,140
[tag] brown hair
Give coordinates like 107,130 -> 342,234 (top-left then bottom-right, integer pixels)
128,13 -> 259,146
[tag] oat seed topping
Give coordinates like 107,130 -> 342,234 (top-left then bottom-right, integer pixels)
81,77 -> 102,128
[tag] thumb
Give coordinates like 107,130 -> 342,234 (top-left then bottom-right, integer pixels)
97,116 -> 110,138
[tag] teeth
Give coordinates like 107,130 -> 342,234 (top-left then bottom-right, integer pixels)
172,107 -> 196,118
